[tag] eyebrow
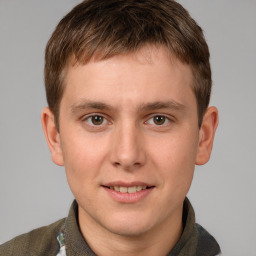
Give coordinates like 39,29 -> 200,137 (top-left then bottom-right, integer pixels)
71,101 -> 114,114
138,101 -> 186,112
70,99 -> 186,114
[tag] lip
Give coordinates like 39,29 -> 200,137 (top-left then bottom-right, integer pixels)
102,181 -> 155,204
103,181 -> 154,187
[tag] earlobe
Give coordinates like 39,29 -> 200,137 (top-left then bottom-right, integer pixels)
41,107 -> 64,166
195,106 -> 219,165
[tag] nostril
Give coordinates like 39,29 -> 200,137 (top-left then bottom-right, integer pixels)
113,162 -> 121,167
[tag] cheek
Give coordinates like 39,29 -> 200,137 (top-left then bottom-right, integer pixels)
149,131 -> 198,190
60,133 -> 108,191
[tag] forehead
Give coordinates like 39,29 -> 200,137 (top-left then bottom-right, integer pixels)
67,45 -> 193,81
61,46 -> 196,112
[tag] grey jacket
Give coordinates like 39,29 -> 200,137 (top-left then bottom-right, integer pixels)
0,198 -> 221,256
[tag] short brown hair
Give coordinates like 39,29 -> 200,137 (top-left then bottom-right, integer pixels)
45,0 -> 211,129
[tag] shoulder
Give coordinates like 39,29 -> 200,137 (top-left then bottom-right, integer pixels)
194,223 -> 221,256
170,198 -> 221,256
0,218 -> 65,256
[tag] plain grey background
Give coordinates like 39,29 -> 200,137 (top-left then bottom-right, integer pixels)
0,0 -> 255,255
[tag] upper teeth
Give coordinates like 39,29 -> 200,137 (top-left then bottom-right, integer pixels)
109,186 -> 147,193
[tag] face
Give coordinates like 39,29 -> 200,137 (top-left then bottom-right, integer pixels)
43,46 -> 215,238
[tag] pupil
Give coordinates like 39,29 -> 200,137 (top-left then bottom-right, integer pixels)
154,116 -> 165,125
92,116 -> 103,125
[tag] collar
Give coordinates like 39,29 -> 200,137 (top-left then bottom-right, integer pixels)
64,201 -> 96,256
63,198 -> 220,256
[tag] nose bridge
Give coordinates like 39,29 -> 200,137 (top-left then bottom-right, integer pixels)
110,119 -> 146,170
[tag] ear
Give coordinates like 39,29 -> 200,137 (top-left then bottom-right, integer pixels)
196,106 -> 219,165
41,107 -> 64,166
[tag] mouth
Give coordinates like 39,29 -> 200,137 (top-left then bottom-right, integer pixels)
102,182 -> 155,203
103,185 -> 154,194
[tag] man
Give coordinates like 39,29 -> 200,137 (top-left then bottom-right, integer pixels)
0,0 -> 220,255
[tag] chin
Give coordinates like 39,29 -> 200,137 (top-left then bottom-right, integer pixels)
102,212 -> 155,237
107,224 -> 151,237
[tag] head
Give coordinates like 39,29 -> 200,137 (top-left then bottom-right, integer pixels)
45,0 -> 211,130
42,0 -> 218,251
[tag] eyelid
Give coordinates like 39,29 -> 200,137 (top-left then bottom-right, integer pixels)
82,113 -> 111,126
81,112 -> 174,127
145,113 -> 174,126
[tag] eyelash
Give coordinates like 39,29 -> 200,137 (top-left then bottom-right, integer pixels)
82,114 -> 173,128
146,115 -> 171,126
83,114 -> 110,127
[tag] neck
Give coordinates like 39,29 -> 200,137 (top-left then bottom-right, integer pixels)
78,205 -> 183,256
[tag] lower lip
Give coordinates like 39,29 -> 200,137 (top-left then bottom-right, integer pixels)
102,187 -> 154,203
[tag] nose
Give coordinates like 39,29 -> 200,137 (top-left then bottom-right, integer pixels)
110,122 -> 146,171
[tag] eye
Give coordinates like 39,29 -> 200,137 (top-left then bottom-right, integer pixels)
85,115 -> 107,126
147,115 -> 170,126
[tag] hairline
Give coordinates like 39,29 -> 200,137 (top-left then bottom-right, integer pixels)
53,43 -> 203,131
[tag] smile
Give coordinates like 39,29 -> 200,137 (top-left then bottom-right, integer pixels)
108,185 -> 148,193
102,181 -> 155,203
102,183 -> 155,203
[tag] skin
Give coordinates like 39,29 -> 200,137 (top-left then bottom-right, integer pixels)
42,45 -> 218,256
